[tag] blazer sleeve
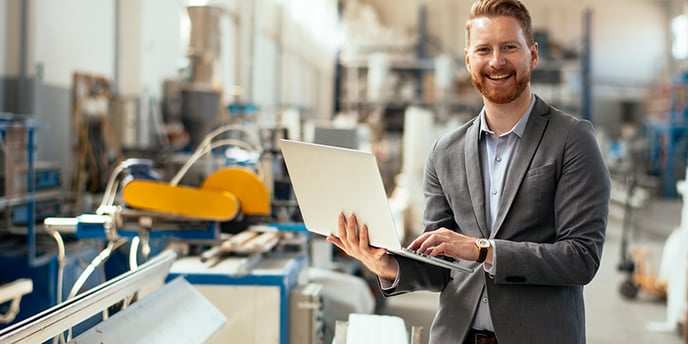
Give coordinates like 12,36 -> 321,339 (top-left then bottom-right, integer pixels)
493,119 -> 611,286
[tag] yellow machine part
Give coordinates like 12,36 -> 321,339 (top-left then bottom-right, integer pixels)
201,167 -> 271,216
121,180 -> 240,221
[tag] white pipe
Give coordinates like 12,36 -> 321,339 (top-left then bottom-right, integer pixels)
129,236 -> 140,271
170,124 -> 263,186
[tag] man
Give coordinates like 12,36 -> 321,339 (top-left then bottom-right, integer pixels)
327,0 -> 611,343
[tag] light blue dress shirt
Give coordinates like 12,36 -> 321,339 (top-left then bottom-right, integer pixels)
472,96 -> 535,331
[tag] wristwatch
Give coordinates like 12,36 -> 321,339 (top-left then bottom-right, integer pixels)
475,238 -> 490,263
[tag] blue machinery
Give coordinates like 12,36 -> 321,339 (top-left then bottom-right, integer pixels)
0,117 -> 316,343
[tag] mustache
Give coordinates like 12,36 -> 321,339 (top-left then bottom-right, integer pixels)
484,68 -> 514,76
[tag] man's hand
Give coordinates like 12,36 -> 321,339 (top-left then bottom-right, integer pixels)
407,228 -> 492,265
327,213 -> 399,281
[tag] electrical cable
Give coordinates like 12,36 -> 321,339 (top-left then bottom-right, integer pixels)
44,227 -> 67,344
172,137 -> 264,185
66,238 -> 129,301
95,161 -> 126,215
121,236 -> 141,310
129,236 -> 139,271
64,238 -> 128,342
170,124 -> 263,186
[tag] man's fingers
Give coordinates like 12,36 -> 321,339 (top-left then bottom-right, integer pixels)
338,212 -> 348,241
414,234 -> 437,253
407,234 -> 425,250
335,213 -> 389,262
428,242 -> 447,257
327,234 -> 341,246
327,235 -> 345,251
346,213 -> 359,244
359,224 -> 370,250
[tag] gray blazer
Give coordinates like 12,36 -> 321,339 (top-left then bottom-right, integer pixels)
382,96 -> 611,344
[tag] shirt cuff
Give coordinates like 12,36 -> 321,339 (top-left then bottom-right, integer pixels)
483,239 -> 496,276
379,263 -> 401,290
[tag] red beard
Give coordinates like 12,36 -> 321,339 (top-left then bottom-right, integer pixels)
471,67 -> 531,104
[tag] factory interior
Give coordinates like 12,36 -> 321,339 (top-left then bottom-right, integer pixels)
3,0 -> 688,343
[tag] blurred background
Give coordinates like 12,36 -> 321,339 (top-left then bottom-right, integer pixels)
0,0 -> 688,343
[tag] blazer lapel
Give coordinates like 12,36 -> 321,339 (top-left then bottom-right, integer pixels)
465,117 -> 489,237
491,97 -> 550,237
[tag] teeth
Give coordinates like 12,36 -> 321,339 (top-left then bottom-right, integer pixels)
489,74 -> 510,80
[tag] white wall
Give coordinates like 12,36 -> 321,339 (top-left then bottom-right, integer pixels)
26,0 -> 184,95
278,0 -> 338,119
33,0 -> 115,87
591,1 -> 668,85
141,0 -> 185,98
118,0 -> 185,98
119,0 -> 142,95
252,34 -> 278,111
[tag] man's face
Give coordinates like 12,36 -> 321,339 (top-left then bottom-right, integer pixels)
465,16 -> 538,104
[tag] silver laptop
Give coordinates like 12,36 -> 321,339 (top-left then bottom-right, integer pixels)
279,139 -> 474,272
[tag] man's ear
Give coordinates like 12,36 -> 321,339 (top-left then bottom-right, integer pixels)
465,49 -> 471,72
530,42 -> 539,69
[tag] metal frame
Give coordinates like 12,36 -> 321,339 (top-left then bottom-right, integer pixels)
0,250 -> 177,344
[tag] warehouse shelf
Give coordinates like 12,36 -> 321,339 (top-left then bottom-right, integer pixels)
0,120 -> 39,264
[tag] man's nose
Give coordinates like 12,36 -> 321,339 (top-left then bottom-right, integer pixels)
489,51 -> 506,67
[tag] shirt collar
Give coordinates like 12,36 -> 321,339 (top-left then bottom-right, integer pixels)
479,95 -> 535,140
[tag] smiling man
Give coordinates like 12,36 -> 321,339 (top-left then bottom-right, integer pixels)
327,1 -> 611,343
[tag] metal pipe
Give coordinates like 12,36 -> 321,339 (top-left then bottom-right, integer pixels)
581,8 -> 592,121
113,0 -> 120,97
18,0 -> 28,114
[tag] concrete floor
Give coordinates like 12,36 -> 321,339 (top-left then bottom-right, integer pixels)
380,198 -> 687,344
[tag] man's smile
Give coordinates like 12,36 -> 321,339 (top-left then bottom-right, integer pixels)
487,73 -> 512,80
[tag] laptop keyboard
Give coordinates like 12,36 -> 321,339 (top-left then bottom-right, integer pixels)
400,247 -> 454,262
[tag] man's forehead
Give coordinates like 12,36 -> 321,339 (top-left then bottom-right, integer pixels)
468,16 -> 526,44
470,16 -> 522,31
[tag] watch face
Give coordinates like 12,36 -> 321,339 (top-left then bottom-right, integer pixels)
477,238 -> 490,247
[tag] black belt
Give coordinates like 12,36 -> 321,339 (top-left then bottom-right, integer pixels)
463,328 -> 498,344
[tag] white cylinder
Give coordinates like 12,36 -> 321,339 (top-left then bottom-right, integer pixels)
435,54 -> 454,91
402,106 -> 435,176
367,53 -> 389,102
280,108 -> 302,140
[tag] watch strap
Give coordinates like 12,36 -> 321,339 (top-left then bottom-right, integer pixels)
477,246 -> 488,263
475,239 -> 489,263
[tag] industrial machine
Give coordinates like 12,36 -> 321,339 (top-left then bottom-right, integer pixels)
28,119 -> 317,343
1,101 -> 332,344
290,283 -> 326,344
